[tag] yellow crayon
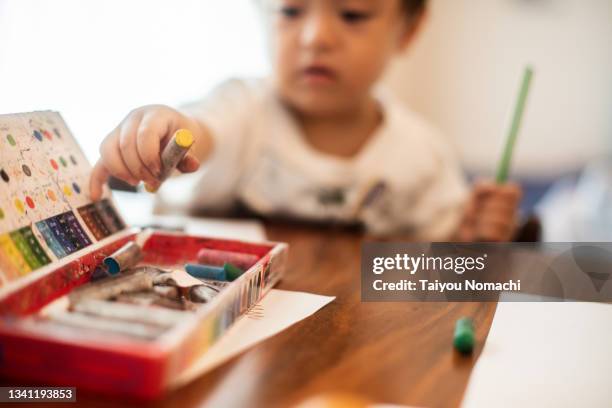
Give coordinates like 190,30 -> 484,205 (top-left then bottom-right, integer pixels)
145,129 -> 194,193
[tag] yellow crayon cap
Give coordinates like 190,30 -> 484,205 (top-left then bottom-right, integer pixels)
144,183 -> 158,193
174,129 -> 194,149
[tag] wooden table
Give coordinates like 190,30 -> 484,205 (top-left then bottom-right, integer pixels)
5,222 -> 498,408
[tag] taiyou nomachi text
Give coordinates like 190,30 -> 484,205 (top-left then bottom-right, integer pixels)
372,279 -> 522,292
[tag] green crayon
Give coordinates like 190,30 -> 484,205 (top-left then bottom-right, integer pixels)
496,66 -> 534,183
453,317 -> 475,354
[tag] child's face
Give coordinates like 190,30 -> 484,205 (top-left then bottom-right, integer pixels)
267,0 -> 417,116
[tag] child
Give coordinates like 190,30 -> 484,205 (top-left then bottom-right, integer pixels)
90,0 -> 521,241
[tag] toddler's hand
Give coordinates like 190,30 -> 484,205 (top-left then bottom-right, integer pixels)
457,180 -> 522,242
89,105 -> 204,200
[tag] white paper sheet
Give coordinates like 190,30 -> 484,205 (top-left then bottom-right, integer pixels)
182,216 -> 266,242
462,301 -> 612,408
113,191 -> 266,242
172,289 -> 335,387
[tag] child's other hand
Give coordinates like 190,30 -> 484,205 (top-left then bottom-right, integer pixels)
89,105 -> 204,201
457,180 -> 522,242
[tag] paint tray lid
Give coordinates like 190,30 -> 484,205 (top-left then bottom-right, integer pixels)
0,111 -> 127,291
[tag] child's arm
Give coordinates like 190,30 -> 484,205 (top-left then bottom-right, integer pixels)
89,105 -> 214,201
454,180 -> 522,242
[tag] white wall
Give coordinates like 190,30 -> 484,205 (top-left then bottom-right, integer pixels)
385,0 -> 612,179
2,0 -> 610,180
0,0 -> 269,162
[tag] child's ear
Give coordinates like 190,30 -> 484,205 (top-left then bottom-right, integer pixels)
397,8 -> 428,52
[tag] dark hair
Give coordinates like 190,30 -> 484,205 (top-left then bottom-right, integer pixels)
401,0 -> 426,17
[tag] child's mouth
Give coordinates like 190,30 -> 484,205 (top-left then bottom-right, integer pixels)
301,65 -> 338,85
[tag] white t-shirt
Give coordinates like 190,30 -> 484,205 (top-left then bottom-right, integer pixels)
157,78 -> 468,239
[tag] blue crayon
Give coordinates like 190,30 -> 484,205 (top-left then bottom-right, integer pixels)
185,264 -> 225,280
185,262 -> 245,281
103,241 -> 142,275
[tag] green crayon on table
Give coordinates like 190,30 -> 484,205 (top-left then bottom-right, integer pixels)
496,66 -> 534,183
453,317 -> 475,354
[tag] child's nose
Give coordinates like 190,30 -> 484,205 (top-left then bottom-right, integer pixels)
300,13 -> 340,52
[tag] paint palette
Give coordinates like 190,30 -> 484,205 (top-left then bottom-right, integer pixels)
0,111 -> 125,286
0,111 -> 288,400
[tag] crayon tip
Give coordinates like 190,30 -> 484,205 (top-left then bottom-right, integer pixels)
174,129 -> 194,149
103,258 -> 121,275
454,317 -> 475,354
223,262 -> 245,281
144,183 -> 158,193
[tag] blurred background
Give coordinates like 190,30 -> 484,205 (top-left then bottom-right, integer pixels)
1,0 -> 611,240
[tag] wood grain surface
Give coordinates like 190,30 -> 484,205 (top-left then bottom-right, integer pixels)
2,222 -> 497,408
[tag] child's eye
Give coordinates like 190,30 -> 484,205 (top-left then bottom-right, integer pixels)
279,6 -> 302,19
340,10 -> 371,24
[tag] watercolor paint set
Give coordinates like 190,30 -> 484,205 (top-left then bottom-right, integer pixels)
0,112 -> 288,399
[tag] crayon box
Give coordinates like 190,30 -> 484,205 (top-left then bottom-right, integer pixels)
0,111 -> 288,399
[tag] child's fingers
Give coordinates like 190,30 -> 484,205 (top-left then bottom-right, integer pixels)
89,161 -> 110,201
470,181 -> 522,242
99,131 -> 139,186
478,196 -> 518,214
118,114 -> 159,186
475,201 -> 518,241
476,221 -> 514,242
472,179 -> 497,194
472,180 -> 522,201
473,183 -> 522,207
489,189 -> 521,210
497,182 -> 522,201
177,154 -> 200,173
477,211 -> 515,229
476,209 -> 516,240
136,109 -> 170,178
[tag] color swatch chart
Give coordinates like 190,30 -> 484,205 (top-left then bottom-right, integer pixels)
0,111 -> 125,287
